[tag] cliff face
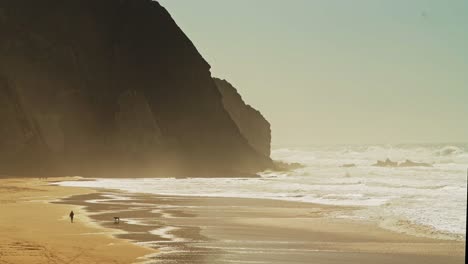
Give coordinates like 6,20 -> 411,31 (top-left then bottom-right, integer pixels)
214,78 -> 271,157
0,0 -> 272,177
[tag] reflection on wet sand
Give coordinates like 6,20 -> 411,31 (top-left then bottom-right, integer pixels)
56,192 -> 465,264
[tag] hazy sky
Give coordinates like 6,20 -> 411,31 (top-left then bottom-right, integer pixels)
159,0 -> 468,146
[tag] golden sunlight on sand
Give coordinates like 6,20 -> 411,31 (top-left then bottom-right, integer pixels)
0,178 -> 155,264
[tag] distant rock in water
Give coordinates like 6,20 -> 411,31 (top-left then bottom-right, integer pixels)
398,160 -> 432,167
273,161 -> 304,171
373,159 -> 432,167
341,163 -> 356,168
0,0 -> 272,177
214,78 -> 271,157
373,159 -> 399,167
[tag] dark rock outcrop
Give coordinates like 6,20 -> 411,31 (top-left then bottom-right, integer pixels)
214,78 -> 271,157
373,159 -> 432,168
373,158 -> 398,167
0,0 -> 272,177
273,161 -> 303,171
398,160 -> 432,167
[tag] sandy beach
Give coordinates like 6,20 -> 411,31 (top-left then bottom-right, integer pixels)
0,178 -> 155,264
58,181 -> 465,263
1,177 -> 465,264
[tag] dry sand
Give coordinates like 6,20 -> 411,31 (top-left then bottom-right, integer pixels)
1,178 -> 465,264
0,178 -> 155,264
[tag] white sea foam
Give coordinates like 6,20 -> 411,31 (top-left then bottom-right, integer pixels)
149,226 -> 185,242
57,144 -> 467,240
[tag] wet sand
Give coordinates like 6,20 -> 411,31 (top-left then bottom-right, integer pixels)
57,190 -> 465,264
0,178 -> 155,264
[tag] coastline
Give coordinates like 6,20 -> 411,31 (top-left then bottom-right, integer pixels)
1,177 -> 465,264
0,177 -> 156,264
55,180 -> 465,264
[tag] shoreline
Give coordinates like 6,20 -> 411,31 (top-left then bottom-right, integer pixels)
56,177 -> 466,242
55,181 -> 465,264
1,177 -> 465,264
0,177 -> 156,264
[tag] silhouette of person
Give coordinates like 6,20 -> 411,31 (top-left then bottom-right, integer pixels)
69,211 -> 74,223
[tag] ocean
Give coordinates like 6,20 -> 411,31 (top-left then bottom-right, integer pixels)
58,143 -> 467,240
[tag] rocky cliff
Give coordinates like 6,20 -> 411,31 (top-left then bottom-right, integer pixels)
0,0 -> 272,177
214,78 -> 271,157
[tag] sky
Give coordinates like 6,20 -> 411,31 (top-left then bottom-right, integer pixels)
158,0 -> 468,146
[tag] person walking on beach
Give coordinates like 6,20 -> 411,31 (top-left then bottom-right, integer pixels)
69,210 -> 74,223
